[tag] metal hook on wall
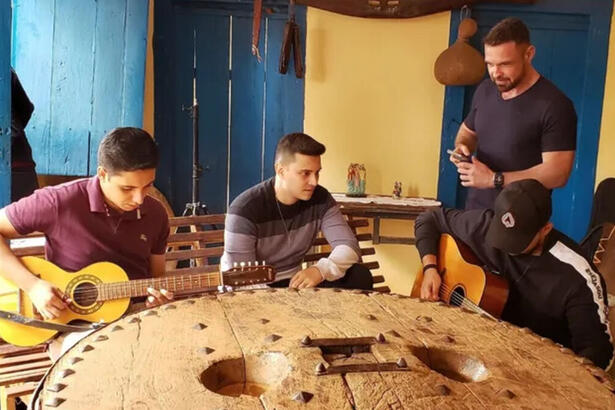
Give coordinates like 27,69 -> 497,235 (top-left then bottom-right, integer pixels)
460,5 -> 472,21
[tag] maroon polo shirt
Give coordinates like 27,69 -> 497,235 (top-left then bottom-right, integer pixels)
6,176 -> 169,280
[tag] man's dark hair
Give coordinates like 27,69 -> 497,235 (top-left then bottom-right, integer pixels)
274,132 -> 326,164
483,17 -> 530,46
98,127 -> 159,174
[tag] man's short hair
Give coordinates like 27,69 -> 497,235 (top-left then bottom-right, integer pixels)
98,127 -> 159,174
483,17 -> 530,47
274,132 -> 326,164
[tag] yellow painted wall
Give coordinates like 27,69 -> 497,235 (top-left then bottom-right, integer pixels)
596,10 -> 615,186
304,8 -> 450,294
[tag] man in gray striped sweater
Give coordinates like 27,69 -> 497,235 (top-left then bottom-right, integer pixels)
221,133 -> 373,290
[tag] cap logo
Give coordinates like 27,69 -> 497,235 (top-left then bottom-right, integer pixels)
501,212 -> 515,228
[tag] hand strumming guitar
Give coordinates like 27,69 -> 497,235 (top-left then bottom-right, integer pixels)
420,268 -> 441,301
27,279 -> 70,320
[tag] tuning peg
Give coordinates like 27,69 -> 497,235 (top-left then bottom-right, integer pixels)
240,262 -> 246,270
248,261 -> 252,267
262,260 -> 266,266
233,262 -> 238,268
254,261 -> 259,266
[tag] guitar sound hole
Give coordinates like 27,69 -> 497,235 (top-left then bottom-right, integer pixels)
73,282 -> 99,307
450,287 -> 465,307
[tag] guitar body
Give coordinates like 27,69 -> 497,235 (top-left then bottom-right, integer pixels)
411,234 -> 509,318
0,257 -> 130,346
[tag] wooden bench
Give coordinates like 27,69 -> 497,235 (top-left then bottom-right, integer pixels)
0,344 -> 50,410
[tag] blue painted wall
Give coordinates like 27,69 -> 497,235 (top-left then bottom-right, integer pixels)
437,0 -> 613,241
0,2 -> 10,206
11,0 -> 149,176
154,0 -> 305,214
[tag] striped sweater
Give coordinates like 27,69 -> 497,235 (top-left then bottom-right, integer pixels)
221,178 -> 360,281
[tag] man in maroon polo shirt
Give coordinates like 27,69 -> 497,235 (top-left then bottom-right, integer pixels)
0,128 -> 172,355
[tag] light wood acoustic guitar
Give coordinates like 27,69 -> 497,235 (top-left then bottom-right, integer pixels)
0,257 -> 275,346
411,234 -> 509,319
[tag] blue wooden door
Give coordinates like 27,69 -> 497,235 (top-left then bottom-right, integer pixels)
438,1 -> 613,241
0,2 -> 11,206
11,0 -> 149,176
154,0 -> 305,214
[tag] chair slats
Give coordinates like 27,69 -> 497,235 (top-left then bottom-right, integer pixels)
372,275 -> 385,284
0,353 -> 49,369
168,214 -> 226,226
165,247 -> 224,261
167,230 -> 224,244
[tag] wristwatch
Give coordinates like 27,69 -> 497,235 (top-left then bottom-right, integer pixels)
494,172 -> 504,189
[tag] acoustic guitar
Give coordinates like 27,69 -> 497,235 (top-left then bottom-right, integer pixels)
0,257 -> 275,346
411,234 -> 509,318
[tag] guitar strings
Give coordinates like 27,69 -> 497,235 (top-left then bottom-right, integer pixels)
67,270 -> 254,297
437,281 -> 488,316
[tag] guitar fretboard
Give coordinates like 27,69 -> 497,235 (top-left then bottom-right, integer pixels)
98,273 -> 223,300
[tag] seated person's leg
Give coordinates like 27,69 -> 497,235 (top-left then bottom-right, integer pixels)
318,263 -> 373,290
269,278 -> 291,288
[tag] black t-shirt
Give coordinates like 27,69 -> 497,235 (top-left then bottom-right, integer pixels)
463,77 -> 577,209
414,208 -> 613,369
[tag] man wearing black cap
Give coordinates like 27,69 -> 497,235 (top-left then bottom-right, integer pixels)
414,179 -> 613,369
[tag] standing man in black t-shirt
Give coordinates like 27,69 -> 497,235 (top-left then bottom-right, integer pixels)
414,179 -> 613,369
450,18 -> 577,210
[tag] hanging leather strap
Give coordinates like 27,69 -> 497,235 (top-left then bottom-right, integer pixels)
251,0 -> 263,61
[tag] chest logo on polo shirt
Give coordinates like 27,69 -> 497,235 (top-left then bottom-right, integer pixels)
140,234 -> 148,242
501,212 -> 515,228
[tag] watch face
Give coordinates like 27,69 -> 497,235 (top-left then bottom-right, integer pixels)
495,173 -> 504,188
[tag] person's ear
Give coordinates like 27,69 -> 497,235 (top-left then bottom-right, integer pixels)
525,45 -> 536,62
275,162 -> 285,177
97,166 -> 108,182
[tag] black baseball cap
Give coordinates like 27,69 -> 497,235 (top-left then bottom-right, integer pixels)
486,179 -> 552,254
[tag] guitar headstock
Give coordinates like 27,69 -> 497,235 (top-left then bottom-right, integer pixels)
223,261 -> 276,286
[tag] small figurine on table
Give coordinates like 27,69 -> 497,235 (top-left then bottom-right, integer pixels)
392,181 -> 402,199
346,163 -> 366,197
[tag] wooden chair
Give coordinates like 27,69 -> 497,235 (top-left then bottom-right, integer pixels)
0,344 -> 50,410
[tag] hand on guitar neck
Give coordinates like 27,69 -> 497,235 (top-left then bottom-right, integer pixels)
145,287 -> 174,309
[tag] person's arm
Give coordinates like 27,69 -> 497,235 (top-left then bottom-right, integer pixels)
453,122 -> 478,158
414,208 -> 491,300
220,213 -> 257,272
290,203 -> 360,288
457,150 -> 575,189
566,289 -> 613,369
0,209 -> 68,319
315,205 -> 360,280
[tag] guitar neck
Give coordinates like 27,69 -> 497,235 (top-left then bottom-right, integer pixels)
98,272 -> 223,300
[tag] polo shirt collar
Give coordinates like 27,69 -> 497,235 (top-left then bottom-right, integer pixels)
87,176 -> 107,213
86,175 -> 145,220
